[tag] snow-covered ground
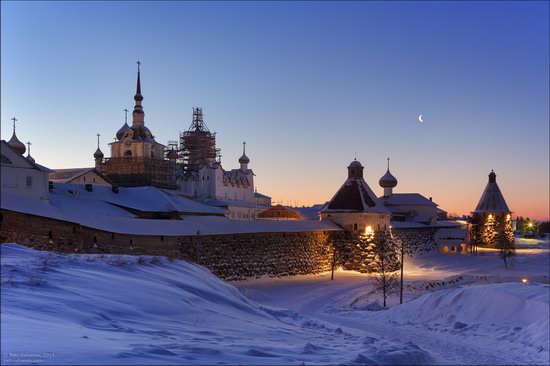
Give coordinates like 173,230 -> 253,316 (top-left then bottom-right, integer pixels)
2,237 -> 549,365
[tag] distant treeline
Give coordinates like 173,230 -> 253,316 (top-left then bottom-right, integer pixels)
515,217 -> 550,234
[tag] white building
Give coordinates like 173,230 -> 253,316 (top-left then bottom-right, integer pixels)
178,109 -> 264,220
378,159 -> 438,223
1,135 -> 51,201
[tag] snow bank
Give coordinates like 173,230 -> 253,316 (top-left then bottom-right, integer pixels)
376,283 -> 549,360
1,244 -> 433,365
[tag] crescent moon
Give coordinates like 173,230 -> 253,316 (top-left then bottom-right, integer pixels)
418,114 -> 424,123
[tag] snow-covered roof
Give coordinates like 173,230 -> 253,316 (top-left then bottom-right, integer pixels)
434,228 -> 468,240
294,204 -> 326,220
321,178 -> 389,214
49,168 -> 112,184
254,192 -> 271,199
48,183 -> 225,215
390,220 -> 464,229
473,171 -> 510,213
1,191 -> 341,236
201,198 -> 258,209
381,193 -> 437,207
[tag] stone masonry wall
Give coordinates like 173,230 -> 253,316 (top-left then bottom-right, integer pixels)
0,209 -> 436,281
0,209 -> 339,281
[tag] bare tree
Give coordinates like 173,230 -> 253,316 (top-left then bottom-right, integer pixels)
367,231 -> 399,308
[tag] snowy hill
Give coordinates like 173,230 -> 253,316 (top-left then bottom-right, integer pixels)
1,244 -> 433,365
2,243 -> 549,365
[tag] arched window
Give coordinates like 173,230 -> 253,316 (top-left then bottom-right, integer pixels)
124,150 -> 132,157
353,223 -> 358,231
150,151 -> 155,158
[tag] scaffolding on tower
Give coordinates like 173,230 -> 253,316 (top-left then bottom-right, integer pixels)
179,107 -> 220,173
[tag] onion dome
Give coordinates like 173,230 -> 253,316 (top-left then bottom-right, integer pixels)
94,134 -> 104,159
94,148 -> 104,159
26,141 -> 35,163
239,153 -> 250,164
239,141 -> 250,164
116,122 -> 130,141
379,170 -> 397,188
379,158 -> 398,188
8,132 -> 26,155
123,125 -> 152,141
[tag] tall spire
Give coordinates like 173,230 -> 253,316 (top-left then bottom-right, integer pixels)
8,117 -> 26,155
243,141 -> 246,155
132,61 -> 145,126
387,157 -> 390,170
26,141 -> 35,163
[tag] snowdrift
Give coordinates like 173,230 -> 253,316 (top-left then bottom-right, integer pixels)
375,282 -> 549,361
1,244 -> 433,365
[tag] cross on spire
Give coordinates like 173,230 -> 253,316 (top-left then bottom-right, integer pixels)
137,60 -> 141,72
387,157 -> 390,170
96,133 -> 101,149
243,141 -> 246,155
124,109 -> 128,123
26,141 -> 31,155
11,117 -> 17,132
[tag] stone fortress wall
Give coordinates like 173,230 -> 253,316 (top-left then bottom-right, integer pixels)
0,209 -> 435,281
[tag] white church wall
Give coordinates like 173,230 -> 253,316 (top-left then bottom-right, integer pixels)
320,212 -> 390,233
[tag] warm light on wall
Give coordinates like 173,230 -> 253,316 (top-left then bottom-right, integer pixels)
506,214 -> 511,220
365,226 -> 373,235
488,214 -> 493,219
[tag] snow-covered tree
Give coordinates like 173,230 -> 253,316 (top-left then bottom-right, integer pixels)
480,214 -> 498,248
496,217 -> 515,268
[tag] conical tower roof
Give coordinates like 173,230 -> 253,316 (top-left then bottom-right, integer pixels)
321,160 -> 389,213
473,170 -> 511,213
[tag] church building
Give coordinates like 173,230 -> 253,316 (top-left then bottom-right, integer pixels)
378,159 -> 438,223
97,63 -> 176,189
178,108 -> 258,220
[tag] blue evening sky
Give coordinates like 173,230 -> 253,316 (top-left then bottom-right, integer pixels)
1,1 -> 548,218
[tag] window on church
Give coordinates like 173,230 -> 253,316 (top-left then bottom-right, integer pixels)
83,176 -> 86,182
124,150 -> 132,157
353,223 -> 358,231
26,176 -> 33,187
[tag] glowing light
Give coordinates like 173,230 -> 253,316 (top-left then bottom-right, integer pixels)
521,278 -> 528,284
506,214 -> 511,220
365,226 -> 373,235
528,222 -> 533,228
488,214 -> 493,219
